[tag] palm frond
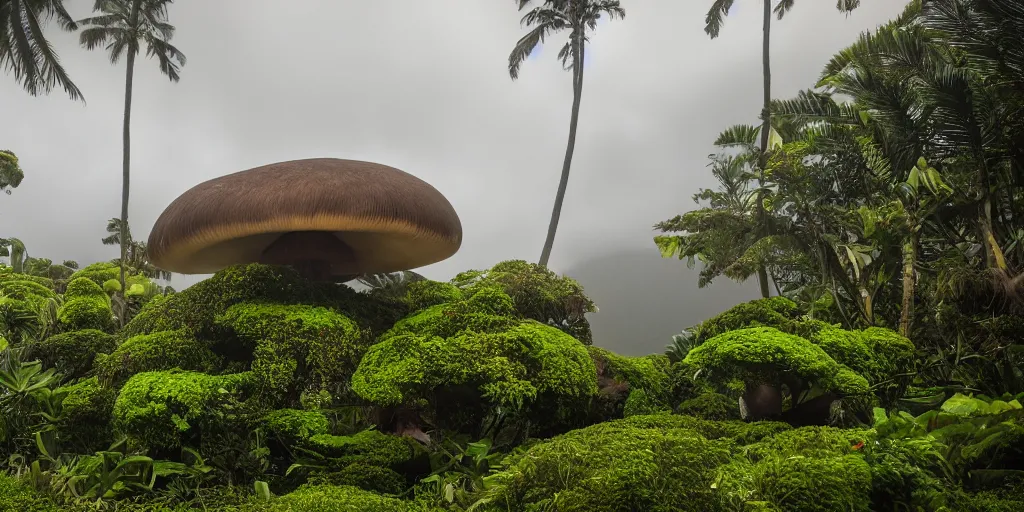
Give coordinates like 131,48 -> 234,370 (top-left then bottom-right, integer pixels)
704,0 -> 735,39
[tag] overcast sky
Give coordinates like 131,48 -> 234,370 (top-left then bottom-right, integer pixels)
1,0 -> 909,354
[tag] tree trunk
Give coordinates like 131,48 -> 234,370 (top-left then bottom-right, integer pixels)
898,232 -> 916,337
119,2 -> 140,314
538,30 -> 584,268
754,0 -> 772,298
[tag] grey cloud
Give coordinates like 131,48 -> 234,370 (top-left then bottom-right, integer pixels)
1,0 -> 909,351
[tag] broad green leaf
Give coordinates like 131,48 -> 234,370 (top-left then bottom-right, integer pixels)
254,480 -> 273,500
767,126 -> 783,150
941,393 -> 983,416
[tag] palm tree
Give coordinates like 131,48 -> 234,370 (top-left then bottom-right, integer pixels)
0,0 -> 83,101
78,0 -> 185,294
704,0 -> 861,298
508,0 -> 625,268
0,150 -> 23,195
101,217 -> 171,281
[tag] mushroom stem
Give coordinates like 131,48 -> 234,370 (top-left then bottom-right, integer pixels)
259,231 -> 357,281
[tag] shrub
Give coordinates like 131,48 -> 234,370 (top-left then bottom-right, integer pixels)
479,417 -> 733,511
405,280 -> 463,311
453,260 -> 596,344
216,303 -> 363,400
247,484 -> 440,511
716,454 -> 873,512
263,408 -> 330,445
305,429 -> 425,470
95,330 -> 221,387
0,473 -> 61,512
28,329 -> 115,379
677,392 -> 741,421
693,297 -> 802,343
55,376 -> 117,453
112,370 -> 251,450
307,464 -> 408,495
57,278 -> 114,332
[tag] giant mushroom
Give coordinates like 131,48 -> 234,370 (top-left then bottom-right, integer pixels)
147,158 -> 463,282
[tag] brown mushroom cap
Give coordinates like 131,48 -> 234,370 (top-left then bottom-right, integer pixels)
147,158 -> 463,279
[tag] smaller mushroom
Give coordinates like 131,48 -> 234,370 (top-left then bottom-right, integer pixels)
147,158 -> 463,282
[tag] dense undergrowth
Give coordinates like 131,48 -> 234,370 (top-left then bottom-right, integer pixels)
0,259 -> 1021,511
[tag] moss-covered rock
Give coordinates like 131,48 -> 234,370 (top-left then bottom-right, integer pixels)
807,325 -> 916,405
306,463 -> 408,495
304,429 -> 426,471
28,329 -> 115,379
95,330 -> 221,387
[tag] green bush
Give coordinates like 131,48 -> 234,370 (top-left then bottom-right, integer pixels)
28,329 -> 115,379
0,473 -> 63,512
453,260 -> 597,344
716,454 -> 873,512
307,463 -> 408,495
480,417 -> 733,511
677,392 -> 741,421
305,429 -> 425,470
405,280 -> 463,311
112,370 -> 251,450
263,408 -> 330,445
245,484 -> 440,511
122,263 -> 404,341
622,387 -> 671,417
94,330 -> 221,387
216,303 -> 362,400
693,297 -> 802,342
684,327 -> 871,400
68,262 -> 121,287
56,376 -> 117,453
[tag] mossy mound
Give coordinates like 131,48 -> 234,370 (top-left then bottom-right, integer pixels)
27,329 -> 115,379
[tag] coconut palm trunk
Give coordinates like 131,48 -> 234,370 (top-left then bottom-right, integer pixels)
753,0 -> 771,298
538,32 -> 585,268
117,1 -> 140,297
899,235 -> 916,336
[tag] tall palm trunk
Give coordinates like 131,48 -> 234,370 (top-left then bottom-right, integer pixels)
753,0 -> 772,298
899,233 -> 916,337
118,1 -> 140,302
538,30 -> 584,268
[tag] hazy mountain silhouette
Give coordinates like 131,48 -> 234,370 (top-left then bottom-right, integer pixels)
564,248 -> 760,356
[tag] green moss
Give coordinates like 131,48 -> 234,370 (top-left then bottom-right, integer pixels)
56,376 -> 116,453
63,276 -> 108,300
264,408 -> 329,445
353,321 -> 597,412
69,262 -> 122,287
112,370 -> 251,450
807,325 -> 916,393
28,329 -> 115,379
683,327 -> 871,398
677,392 -> 741,421
0,473 -> 61,512
740,426 -> 870,463
307,463 -> 408,495
694,297 -> 802,342
0,277 -> 57,303
305,429 -> 423,470
588,346 -> 672,397
405,280 -> 463,311
95,330 -> 221,387
257,484 -> 439,512
481,417 -> 733,511
454,260 -> 597,344
623,387 -> 671,417
716,454 -> 872,512
56,295 -> 115,332
123,263 -> 404,341
217,303 -> 363,398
